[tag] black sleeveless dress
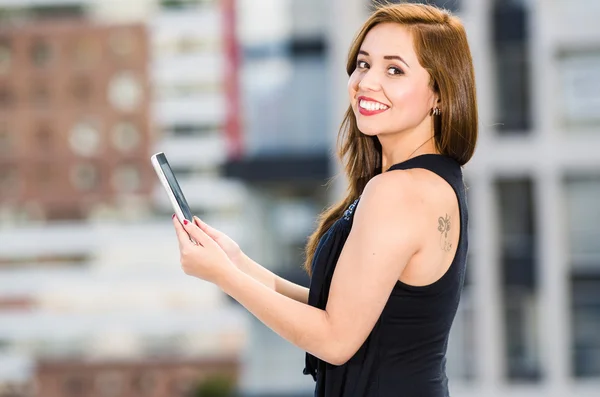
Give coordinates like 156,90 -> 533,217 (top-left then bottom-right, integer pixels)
303,154 -> 468,397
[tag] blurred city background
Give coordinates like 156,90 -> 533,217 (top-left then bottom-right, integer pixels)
0,0 -> 598,396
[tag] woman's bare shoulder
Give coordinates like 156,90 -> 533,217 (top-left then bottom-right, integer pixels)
362,168 -> 450,206
357,168 -> 456,234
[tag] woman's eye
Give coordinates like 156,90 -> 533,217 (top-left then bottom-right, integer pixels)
357,60 -> 369,69
387,66 -> 404,76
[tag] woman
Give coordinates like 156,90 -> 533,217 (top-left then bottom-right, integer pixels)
172,3 -> 477,396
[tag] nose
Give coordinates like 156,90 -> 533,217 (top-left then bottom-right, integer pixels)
357,68 -> 381,92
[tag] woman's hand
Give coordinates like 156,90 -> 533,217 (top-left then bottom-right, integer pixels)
172,215 -> 238,285
192,216 -> 244,266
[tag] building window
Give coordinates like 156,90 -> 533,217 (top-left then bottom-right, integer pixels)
565,175 -> 600,270
156,82 -> 221,100
31,39 -> 53,68
71,77 -> 92,103
0,123 -> 12,155
111,165 -> 141,193
0,167 -> 18,193
31,84 -> 51,108
35,125 -> 53,151
446,179 -> 475,381
155,38 -> 217,57
0,85 -> 16,108
131,371 -> 157,394
30,5 -> 85,19
170,377 -> 196,395
496,178 -> 541,381
69,121 -> 101,157
170,123 -> 220,137
565,175 -> 600,377
63,375 -> 88,396
447,288 -> 476,381
571,274 -> 600,377
108,71 -> 143,112
0,39 -> 12,74
70,163 -> 99,191
492,0 -> 531,133
160,0 -> 205,10
111,122 -> 141,153
95,371 -> 123,397
22,201 -> 45,221
557,50 -> 600,129
176,37 -> 209,54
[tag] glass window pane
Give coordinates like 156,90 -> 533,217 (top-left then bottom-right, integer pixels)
565,175 -> 600,378
446,180 -> 475,381
0,122 -> 12,155
565,176 -> 600,269
558,50 -> 600,129
496,178 -> 542,381
0,39 -> 12,74
31,40 -> 53,67
571,275 -> 600,377
447,289 -> 476,381
492,1 -> 531,133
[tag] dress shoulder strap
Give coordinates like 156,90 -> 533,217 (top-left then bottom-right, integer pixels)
386,154 -> 463,191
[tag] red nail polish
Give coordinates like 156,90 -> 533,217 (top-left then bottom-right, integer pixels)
172,214 -> 176,219
183,219 -> 189,225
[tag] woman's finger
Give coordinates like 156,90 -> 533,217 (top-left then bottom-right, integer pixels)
183,218 -> 212,247
193,216 -> 220,239
172,215 -> 192,250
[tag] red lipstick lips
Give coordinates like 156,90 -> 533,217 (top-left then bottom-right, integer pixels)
357,96 -> 389,116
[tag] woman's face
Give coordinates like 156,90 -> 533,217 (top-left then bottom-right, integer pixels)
348,23 -> 437,137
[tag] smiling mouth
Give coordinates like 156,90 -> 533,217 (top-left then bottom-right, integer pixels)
357,97 -> 390,116
358,99 -> 389,111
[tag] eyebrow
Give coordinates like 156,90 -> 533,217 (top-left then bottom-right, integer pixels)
358,50 -> 410,68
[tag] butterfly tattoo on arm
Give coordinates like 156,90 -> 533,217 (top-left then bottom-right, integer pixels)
438,214 -> 452,252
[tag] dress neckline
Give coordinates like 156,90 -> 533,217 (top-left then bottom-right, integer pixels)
384,153 -> 447,173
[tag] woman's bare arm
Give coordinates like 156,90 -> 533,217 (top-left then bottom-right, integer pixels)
213,172 -> 422,365
237,253 -> 309,304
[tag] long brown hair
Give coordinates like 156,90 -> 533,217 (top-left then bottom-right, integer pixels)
303,2 -> 478,276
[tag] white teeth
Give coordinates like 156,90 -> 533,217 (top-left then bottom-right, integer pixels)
359,100 -> 388,111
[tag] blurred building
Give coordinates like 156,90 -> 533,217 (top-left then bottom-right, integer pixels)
1,0 -> 599,397
0,1 -> 249,396
35,357 -> 238,397
370,0 -> 599,397
145,0 -> 248,218
224,0 -> 330,395
228,0 -> 600,396
0,19 -> 153,222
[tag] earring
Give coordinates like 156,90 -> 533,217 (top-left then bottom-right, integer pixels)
433,107 -> 441,116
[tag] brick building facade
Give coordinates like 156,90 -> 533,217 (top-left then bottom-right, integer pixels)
0,20 -> 153,221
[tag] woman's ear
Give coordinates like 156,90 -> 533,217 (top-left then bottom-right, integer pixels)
430,94 -> 440,109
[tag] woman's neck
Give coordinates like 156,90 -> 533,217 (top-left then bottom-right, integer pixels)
379,132 -> 438,172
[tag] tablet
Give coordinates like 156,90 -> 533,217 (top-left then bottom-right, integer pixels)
151,152 -> 194,224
